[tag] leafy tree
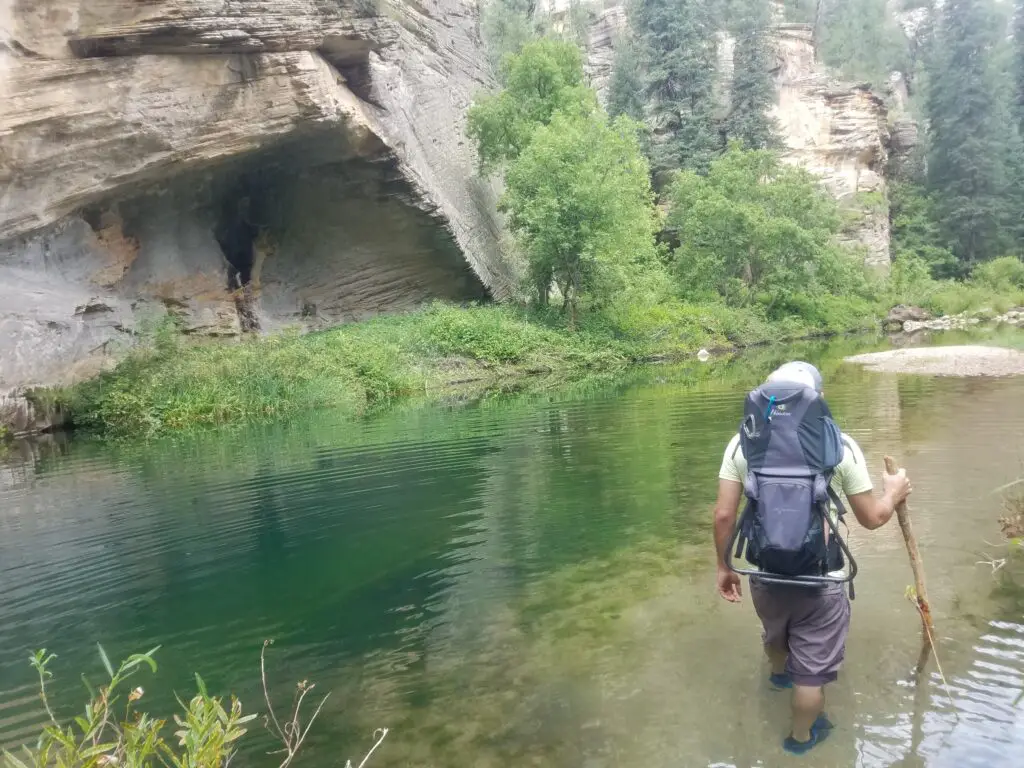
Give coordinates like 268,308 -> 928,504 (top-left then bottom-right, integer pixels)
467,39 -> 598,173
723,0 -> 781,150
607,32 -> 647,122
633,0 -> 722,179
926,0 -> 1015,265
501,113 -> 661,324
666,145 -> 863,314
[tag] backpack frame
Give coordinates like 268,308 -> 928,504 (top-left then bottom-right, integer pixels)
723,382 -> 859,595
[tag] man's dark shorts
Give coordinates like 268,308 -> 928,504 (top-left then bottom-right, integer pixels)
749,578 -> 851,687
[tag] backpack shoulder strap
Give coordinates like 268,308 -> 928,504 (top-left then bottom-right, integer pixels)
825,477 -> 848,521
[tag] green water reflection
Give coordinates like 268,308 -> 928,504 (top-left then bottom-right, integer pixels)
1,331 -> 1023,767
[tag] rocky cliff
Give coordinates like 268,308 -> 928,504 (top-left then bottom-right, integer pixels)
769,24 -> 891,269
583,11 -> 894,269
0,0 -> 513,402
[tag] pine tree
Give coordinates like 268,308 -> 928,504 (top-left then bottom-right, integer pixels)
607,33 -> 646,123
780,0 -> 815,23
723,0 -> 780,150
1015,0 -> 1024,134
816,0 -> 909,86
926,0 -> 1014,266
633,0 -> 721,180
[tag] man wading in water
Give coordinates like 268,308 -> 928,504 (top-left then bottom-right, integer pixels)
712,361 -> 912,755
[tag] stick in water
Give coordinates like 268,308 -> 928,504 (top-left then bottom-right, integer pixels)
886,455 -> 934,645
886,457 -> 959,717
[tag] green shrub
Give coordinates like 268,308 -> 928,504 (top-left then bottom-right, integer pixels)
887,252 -> 937,305
5,647 -> 252,768
972,256 -> 1024,292
4,644 -> 385,768
925,282 -> 1023,316
780,293 -> 878,335
418,304 -> 545,363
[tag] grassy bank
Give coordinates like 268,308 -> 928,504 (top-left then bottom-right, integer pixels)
33,285 -> 1020,440
36,298 -> 878,439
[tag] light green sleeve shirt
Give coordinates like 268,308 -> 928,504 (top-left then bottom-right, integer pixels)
718,432 -> 873,500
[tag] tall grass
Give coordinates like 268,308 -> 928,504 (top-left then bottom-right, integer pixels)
50,305 -> 632,438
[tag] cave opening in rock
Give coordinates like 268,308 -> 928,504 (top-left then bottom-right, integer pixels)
214,178 -> 265,333
215,186 -> 257,290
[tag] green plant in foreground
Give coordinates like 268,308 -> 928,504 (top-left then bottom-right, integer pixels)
3,643 -> 387,768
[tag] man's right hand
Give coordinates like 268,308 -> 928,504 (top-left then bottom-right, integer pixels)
717,566 -> 742,603
883,466 -> 912,507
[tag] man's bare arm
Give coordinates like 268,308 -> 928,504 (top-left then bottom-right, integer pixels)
713,478 -> 743,564
713,479 -> 744,602
846,468 -> 911,530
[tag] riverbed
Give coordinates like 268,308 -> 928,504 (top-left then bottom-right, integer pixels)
2,332 -> 1024,767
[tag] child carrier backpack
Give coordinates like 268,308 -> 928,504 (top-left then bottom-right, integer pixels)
724,380 -> 858,597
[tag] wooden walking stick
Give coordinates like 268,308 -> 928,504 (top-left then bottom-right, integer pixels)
886,456 -> 935,671
885,457 -> 958,713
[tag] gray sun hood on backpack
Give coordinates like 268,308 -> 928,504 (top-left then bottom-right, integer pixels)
724,382 -> 859,594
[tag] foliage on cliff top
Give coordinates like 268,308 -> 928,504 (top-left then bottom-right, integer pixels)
467,39 -> 597,173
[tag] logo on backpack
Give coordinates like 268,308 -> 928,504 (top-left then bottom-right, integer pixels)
725,380 -> 858,595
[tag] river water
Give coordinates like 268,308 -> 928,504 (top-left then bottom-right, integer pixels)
2,333 -> 1024,767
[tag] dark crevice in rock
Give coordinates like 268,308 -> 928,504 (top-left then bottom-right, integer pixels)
331,58 -> 380,108
214,181 -> 263,334
215,191 -> 259,290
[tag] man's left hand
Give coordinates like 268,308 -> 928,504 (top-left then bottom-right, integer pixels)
717,566 -> 742,603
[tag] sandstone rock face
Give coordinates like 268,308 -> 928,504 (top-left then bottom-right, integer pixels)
585,6 -> 628,100
0,49 -> 381,241
888,115 -> 920,177
0,0 -> 512,399
770,24 -> 891,268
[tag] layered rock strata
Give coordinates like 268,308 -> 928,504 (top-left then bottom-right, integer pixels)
0,0 -> 510,401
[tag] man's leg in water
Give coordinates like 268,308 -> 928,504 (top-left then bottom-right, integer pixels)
791,685 -> 825,742
785,584 -> 850,747
750,580 -> 794,687
765,643 -> 787,676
